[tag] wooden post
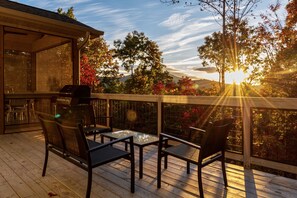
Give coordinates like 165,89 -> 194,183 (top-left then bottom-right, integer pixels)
31,52 -> 36,91
106,98 -> 110,128
157,96 -> 162,135
0,25 -> 4,134
72,39 -> 79,85
243,101 -> 251,169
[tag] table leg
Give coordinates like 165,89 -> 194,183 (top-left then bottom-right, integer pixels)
164,139 -> 168,169
125,142 -> 128,151
139,146 -> 143,179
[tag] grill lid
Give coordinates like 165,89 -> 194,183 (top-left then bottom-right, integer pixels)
59,85 -> 90,98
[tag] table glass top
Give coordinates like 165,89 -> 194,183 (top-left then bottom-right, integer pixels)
102,130 -> 159,145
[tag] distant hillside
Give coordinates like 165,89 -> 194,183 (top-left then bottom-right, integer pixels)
120,73 -> 217,89
194,79 -> 218,89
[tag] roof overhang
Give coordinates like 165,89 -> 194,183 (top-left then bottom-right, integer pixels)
0,6 -> 104,39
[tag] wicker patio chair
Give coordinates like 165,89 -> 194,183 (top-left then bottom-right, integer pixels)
82,104 -> 113,142
39,115 -> 65,177
39,116 -> 135,198
157,118 -> 234,198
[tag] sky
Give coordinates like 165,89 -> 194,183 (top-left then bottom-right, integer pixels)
15,0 -> 287,83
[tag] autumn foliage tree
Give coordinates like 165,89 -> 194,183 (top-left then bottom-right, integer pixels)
153,76 -> 200,95
258,0 -> 297,97
79,54 -> 100,89
114,31 -> 172,94
57,7 -> 76,20
81,37 -> 123,93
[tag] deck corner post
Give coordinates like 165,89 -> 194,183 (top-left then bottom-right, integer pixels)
243,101 -> 251,169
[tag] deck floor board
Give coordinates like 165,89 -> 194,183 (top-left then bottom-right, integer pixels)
0,131 -> 296,198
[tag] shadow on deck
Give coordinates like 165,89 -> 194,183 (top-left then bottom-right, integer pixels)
0,131 -> 297,197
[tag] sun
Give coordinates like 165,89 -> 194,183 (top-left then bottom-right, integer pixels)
226,69 -> 247,85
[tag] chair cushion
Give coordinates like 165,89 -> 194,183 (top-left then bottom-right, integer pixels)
87,139 -> 101,148
164,144 -> 200,164
90,146 -> 130,167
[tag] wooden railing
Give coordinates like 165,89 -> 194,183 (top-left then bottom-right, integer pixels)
92,93 -> 297,175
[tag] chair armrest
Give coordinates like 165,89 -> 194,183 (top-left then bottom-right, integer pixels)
189,126 -> 206,133
89,135 -> 133,152
160,133 -> 201,149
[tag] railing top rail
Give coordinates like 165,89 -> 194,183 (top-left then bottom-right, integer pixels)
5,92 -> 59,99
92,93 -> 297,110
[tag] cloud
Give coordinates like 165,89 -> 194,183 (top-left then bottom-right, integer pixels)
181,56 -> 201,63
73,2 -> 141,44
159,13 -> 191,29
162,47 -> 192,55
194,67 -> 217,73
178,32 -> 210,46
24,0 -> 93,12
157,20 -> 217,51
77,3 -> 135,26
165,60 -> 200,67
144,2 -> 160,8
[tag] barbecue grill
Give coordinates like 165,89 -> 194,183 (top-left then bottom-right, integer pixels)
56,85 -> 91,106
56,85 -> 91,115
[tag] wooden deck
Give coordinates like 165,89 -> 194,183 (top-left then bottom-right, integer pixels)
0,131 -> 297,198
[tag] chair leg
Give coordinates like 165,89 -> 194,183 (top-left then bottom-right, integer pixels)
221,158 -> 228,187
198,166 -> 204,198
42,148 -> 49,176
131,153 -> 135,193
86,167 -> 92,198
125,142 -> 128,151
93,134 -> 96,141
164,154 -> 168,169
157,140 -> 163,188
157,153 -> 162,188
187,162 -> 190,174
164,139 -> 168,169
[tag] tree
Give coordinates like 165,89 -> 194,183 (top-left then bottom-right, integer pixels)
198,19 -> 263,85
161,0 -> 260,92
177,77 -> 199,95
57,7 -> 76,20
153,81 -> 177,95
114,31 -> 172,94
81,38 -> 123,93
80,54 -> 100,90
153,77 -> 200,95
258,0 -> 297,97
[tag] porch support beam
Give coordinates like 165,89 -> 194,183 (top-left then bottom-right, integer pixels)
0,25 -> 4,134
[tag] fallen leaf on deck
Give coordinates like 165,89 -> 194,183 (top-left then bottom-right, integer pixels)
48,192 -> 58,197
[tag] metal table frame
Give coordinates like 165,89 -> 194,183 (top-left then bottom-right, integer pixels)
101,130 -> 167,179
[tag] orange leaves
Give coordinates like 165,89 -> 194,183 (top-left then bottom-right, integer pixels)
153,77 -> 200,96
80,54 -> 99,86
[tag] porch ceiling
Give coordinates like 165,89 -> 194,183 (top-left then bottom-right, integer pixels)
4,27 -> 70,52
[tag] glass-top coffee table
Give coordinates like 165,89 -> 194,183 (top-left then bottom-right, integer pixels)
101,130 -> 167,179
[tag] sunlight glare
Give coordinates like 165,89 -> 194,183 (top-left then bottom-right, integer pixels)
227,69 -> 247,85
